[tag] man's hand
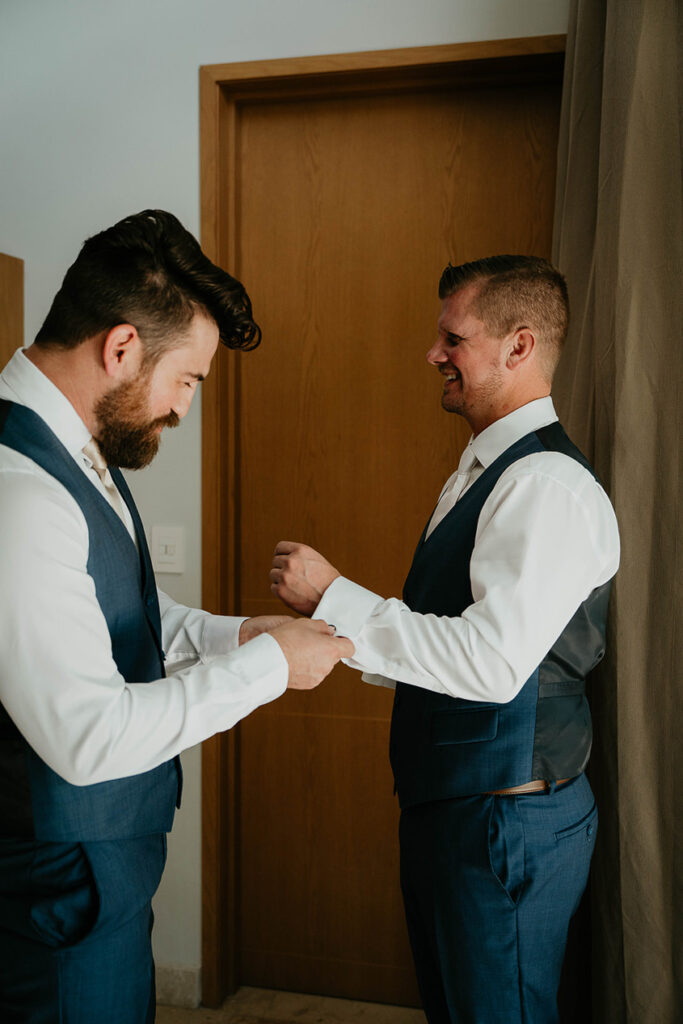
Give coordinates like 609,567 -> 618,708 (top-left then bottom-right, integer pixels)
270,541 -> 340,616
238,615 -> 293,645
269,618 -> 354,690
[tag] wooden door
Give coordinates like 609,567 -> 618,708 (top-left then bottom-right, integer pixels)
0,252 -> 24,369
200,40 -> 563,1008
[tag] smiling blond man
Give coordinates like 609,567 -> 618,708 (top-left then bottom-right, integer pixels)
272,256 -> 620,1024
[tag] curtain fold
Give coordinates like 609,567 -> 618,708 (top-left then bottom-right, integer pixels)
552,2 -> 681,1021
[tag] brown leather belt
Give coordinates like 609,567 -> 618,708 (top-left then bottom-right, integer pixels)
487,778 -> 573,796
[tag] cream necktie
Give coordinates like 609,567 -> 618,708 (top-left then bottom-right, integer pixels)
82,437 -> 128,524
425,445 -> 479,539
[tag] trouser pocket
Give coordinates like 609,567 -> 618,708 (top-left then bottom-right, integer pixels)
554,801 -> 597,843
82,833 -> 167,940
487,796 -> 526,907
29,842 -> 99,949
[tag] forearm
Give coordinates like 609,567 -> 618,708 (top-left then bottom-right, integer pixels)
0,476 -> 285,786
317,577 -> 519,701
315,460 -> 619,702
2,632 -> 287,786
158,589 -> 246,669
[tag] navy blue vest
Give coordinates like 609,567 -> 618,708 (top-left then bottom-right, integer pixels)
390,422 -> 610,809
0,400 -> 181,841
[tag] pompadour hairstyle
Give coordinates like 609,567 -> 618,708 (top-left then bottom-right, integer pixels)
438,255 -> 569,379
35,209 -> 261,359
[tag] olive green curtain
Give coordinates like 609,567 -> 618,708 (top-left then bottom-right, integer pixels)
552,1 -> 682,1021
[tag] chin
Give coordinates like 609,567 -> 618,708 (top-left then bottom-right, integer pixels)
113,435 -> 161,471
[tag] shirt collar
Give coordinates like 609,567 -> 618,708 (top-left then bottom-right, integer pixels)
0,348 -> 92,458
468,397 -> 558,469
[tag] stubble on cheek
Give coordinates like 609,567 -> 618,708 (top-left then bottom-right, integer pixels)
440,374 -> 464,414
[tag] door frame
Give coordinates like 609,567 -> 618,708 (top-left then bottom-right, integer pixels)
199,35 -> 565,1008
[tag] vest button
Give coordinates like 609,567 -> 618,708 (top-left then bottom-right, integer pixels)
145,595 -> 154,607
587,824 -> 594,838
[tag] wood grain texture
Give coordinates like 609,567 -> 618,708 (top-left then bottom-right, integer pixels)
239,709 -> 411,1003
236,85 -> 560,601
0,252 -> 24,369
200,42 -> 563,1008
201,36 -> 565,86
234,81 -> 560,1005
200,71 -> 244,1007
200,66 -> 229,1008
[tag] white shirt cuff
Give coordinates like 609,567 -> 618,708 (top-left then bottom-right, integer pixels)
316,576 -> 384,638
214,631 -> 289,700
200,614 -> 248,659
361,672 -> 396,690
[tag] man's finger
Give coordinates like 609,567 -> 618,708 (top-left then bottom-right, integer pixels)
310,618 -> 336,634
274,540 -> 298,556
334,637 -> 355,658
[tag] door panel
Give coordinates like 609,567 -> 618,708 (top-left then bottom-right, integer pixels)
229,77 -> 560,1004
0,252 -> 23,369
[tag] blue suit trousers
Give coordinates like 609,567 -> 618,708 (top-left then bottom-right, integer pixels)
399,773 -> 597,1024
0,833 -> 167,1023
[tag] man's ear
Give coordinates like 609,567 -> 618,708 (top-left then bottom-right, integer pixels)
505,327 -> 536,369
101,324 -> 143,379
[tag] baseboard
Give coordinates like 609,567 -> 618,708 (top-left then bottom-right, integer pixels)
156,964 -> 202,1009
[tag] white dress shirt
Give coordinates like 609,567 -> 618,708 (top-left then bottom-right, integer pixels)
0,349 -> 288,785
317,397 -> 620,704
425,443 -> 479,538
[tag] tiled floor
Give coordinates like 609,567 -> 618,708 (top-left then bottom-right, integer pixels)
156,987 -> 426,1024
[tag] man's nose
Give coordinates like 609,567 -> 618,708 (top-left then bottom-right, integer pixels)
172,391 -> 194,420
427,340 -> 448,365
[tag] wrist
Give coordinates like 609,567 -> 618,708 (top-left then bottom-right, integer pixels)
321,569 -> 340,594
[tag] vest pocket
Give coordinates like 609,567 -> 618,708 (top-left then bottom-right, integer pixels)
431,708 -> 499,746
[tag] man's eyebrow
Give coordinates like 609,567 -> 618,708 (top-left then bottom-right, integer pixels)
185,372 -> 205,381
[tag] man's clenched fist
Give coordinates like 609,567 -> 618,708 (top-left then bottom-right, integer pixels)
270,541 -> 340,616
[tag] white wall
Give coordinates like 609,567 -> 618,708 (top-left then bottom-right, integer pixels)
0,0 -> 569,990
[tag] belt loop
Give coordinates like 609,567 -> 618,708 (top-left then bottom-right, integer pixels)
546,779 -> 557,795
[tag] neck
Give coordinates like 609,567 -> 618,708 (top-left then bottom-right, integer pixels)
24,342 -> 101,434
468,386 -> 551,436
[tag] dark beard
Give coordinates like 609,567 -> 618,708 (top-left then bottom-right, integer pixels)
93,373 -> 179,470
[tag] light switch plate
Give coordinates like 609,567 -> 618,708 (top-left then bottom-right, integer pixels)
151,525 -> 186,574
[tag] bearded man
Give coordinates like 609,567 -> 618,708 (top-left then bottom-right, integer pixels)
0,210 -> 351,1023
